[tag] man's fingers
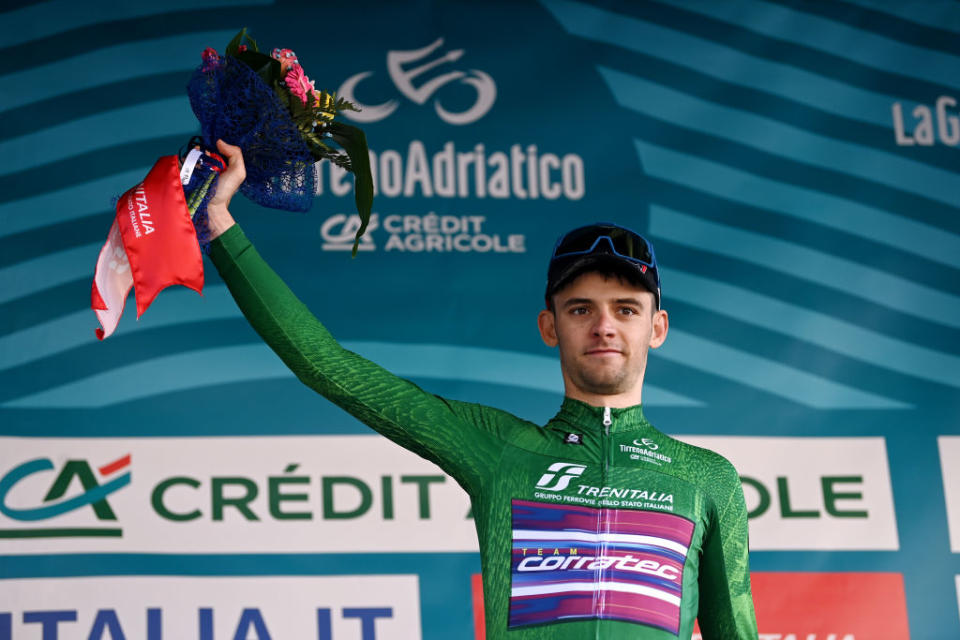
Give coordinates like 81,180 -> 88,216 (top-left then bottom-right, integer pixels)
214,139 -> 246,182
215,139 -> 244,168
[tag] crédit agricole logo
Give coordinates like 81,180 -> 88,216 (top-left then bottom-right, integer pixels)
0,455 -> 131,538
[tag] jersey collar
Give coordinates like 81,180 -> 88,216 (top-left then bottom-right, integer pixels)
550,397 -> 652,434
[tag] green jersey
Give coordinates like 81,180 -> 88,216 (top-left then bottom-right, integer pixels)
210,226 -> 758,640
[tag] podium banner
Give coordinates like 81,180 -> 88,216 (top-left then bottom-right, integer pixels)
2,1 -> 959,638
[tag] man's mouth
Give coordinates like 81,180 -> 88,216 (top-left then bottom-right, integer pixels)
586,347 -> 622,355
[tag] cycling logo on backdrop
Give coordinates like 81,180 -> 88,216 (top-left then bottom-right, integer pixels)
0,455 -> 131,538
339,38 -> 497,125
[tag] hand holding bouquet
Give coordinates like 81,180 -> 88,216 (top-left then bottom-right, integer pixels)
91,29 -> 373,340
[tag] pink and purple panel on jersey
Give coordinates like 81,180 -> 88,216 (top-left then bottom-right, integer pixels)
509,499 -> 695,633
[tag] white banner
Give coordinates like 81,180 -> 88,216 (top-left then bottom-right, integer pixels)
0,436 -> 475,554
956,576 -> 960,631
0,435 -> 901,553
0,575 -> 420,639
939,437 -> 960,553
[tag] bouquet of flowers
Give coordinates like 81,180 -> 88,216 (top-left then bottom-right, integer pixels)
91,29 -> 373,340
188,29 -> 373,248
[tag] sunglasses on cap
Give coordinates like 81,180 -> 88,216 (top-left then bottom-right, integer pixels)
547,223 -> 661,308
553,223 -> 656,266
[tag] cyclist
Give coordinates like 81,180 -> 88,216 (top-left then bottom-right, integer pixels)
203,139 -> 759,639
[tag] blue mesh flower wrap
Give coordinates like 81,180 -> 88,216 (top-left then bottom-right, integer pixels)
187,55 -> 315,213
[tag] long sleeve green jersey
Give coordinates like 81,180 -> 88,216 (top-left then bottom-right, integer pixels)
209,225 -> 758,640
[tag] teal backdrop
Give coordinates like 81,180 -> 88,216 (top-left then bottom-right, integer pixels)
2,1 -> 960,638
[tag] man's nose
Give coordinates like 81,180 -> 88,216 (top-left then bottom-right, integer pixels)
591,309 -> 616,336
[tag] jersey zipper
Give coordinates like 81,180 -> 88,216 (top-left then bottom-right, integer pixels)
598,406 -> 613,631
602,406 -> 612,468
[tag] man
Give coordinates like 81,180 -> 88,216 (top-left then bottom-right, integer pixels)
204,140 -> 758,639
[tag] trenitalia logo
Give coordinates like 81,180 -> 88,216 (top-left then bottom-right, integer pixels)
535,462 -> 587,492
339,38 -> 496,125
0,455 -> 131,539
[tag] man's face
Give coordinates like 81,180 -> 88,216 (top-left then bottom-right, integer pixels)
538,271 -> 668,401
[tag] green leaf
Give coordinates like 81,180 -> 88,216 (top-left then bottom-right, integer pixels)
287,93 -> 309,119
233,50 -> 282,87
336,96 -> 360,113
225,27 -> 258,56
225,28 -> 245,56
328,122 -> 374,257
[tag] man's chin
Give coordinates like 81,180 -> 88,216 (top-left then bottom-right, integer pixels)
576,372 -> 630,396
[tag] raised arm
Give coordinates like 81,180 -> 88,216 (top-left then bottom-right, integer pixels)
201,141 -> 499,492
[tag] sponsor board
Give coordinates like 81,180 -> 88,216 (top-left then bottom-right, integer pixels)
471,574 -> 485,640
740,572 -> 908,640
680,437 -> 898,550
476,572 -> 910,640
0,436 -> 474,554
314,40 -> 587,260
0,575 -> 420,639
938,436 -> 960,552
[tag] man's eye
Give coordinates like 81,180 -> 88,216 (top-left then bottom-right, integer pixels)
619,307 -> 638,315
570,307 -> 588,315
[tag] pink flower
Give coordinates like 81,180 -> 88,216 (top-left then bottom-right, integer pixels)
284,65 -> 315,105
271,48 -> 300,73
237,44 -> 248,52
201,47 -> 220,72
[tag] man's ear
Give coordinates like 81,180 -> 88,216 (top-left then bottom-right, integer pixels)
650,309 -> 669,349
538,309 -> 558,347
